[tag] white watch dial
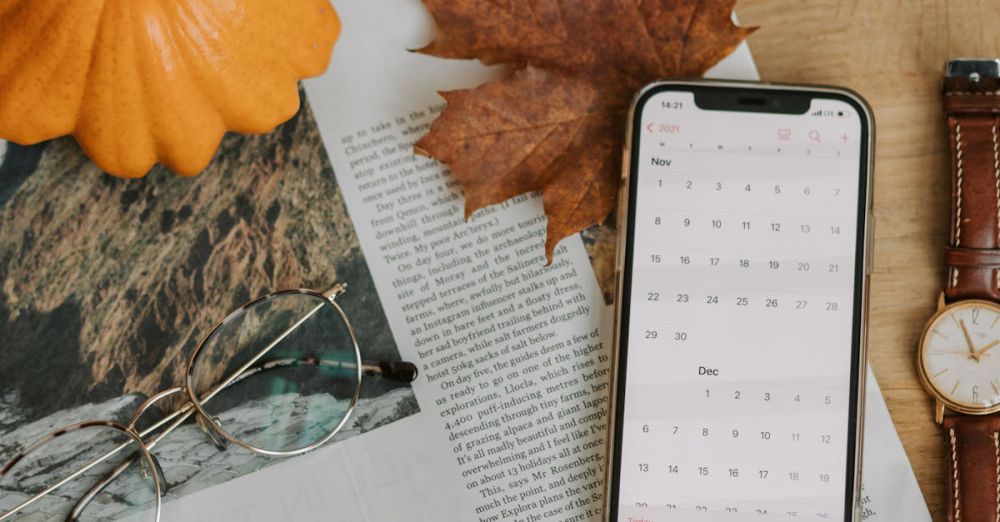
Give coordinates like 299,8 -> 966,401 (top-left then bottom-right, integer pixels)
921,301 -> 1000,410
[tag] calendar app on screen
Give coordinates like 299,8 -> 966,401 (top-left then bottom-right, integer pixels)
613,87 -> 869,521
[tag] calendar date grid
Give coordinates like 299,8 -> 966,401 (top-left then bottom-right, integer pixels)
620,450 -> 842,482
623,379 -> 849,425
620,455 -> 843,512
633,248 -> 855,272
623,411 -> 847,440
635,205 -> 854,225
637,172 -> 849,190
619,495 -> 842,520
631,284 -> 850,311
638,168 -> 851,188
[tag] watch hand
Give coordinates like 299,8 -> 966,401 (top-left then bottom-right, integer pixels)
960,319 -> 980,360
974,340 -> 1000,358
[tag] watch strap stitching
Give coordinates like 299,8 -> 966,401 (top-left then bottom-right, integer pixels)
952,425 -> 961,522
953,121 -> 966,291
947,91 -> 1000,97
994,121 -> 1000,292
994,123 -> 1000,245
994,431 -> 999,522
957,122 -> 966,248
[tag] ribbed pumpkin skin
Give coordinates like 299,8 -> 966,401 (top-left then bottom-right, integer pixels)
0,0 -> 340,177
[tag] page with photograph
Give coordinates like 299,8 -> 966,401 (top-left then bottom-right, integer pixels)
0,92 -> 417,518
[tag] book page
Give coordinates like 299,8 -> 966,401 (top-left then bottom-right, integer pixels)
160,2 -> 928,521
303,2 -> 613,518
165,1 -> 611,519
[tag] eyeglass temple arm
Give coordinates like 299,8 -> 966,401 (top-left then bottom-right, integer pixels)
227,356 -> 419,384
363,360 -> 419,383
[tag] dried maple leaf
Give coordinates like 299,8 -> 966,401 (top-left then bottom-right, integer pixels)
415,0 -> 755,261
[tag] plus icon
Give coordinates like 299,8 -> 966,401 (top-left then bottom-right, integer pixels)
840,133 -> 850,143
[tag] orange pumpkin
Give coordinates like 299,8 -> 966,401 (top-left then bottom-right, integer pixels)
0,0 -> 340,178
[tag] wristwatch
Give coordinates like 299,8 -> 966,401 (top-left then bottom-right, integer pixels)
918,59 -> 1000,522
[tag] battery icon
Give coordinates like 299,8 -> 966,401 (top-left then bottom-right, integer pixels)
837,111 -> 845,117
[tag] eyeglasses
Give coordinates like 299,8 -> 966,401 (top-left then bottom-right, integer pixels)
0,284 -> 417,521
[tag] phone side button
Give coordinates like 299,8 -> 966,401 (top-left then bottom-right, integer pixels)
620,145 -> 630,185
865,213 -> 875,275
616,180 -> 629,271
614,267 -> 623,303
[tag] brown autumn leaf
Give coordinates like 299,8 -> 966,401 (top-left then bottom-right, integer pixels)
415,0 -> 755,261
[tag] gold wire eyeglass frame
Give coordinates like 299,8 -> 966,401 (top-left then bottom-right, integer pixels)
0,284 -> 418,521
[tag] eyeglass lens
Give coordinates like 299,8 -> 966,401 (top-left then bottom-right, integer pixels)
187,291 -> 362,454
0,424 -> 157,521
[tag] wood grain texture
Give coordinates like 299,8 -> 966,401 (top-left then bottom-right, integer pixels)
736,1 -> 1000,520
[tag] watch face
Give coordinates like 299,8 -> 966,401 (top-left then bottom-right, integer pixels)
920,300 -> 1000,413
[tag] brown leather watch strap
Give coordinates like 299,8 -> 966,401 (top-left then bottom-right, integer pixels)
943,77 -> 1000,301
942,416 -> 1000,522
939,62 -> 1000,522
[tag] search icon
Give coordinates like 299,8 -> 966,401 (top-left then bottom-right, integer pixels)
809,130 -> 821,143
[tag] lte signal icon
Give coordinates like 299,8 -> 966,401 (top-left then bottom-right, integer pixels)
811,109 -> 823,116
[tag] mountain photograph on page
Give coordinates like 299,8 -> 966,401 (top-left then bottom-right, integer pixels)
0,90 -> 419,514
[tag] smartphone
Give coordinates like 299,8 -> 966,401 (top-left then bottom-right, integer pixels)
605,80 -> 873,521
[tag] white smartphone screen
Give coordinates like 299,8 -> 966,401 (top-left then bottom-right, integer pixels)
610,84 -> 870,521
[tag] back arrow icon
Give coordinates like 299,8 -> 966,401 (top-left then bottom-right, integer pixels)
646,122 -> 655,133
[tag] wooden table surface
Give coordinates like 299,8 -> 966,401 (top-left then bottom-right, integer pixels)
737,2 -> 1000,520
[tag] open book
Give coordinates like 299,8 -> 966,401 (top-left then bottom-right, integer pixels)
0,2 -> 929,521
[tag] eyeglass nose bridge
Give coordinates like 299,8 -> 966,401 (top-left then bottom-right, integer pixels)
128,387 -> 188,435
